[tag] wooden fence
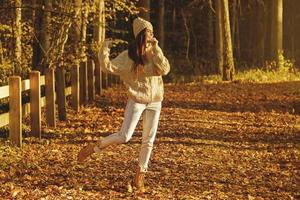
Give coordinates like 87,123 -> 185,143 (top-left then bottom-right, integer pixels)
0,59 -> 118,147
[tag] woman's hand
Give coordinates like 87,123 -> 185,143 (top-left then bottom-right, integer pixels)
150,37 -> 158,46
145,38 -> 159,59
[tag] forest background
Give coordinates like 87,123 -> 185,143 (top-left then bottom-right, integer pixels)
0,0 -> 300,85
0,0 -> 300,199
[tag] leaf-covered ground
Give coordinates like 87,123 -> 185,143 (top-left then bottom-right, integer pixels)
0,81 -> 300,199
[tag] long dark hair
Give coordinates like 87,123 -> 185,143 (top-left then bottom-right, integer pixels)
128,28 -> 148,73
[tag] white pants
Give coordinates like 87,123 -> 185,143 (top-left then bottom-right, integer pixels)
94,99 -> 162,172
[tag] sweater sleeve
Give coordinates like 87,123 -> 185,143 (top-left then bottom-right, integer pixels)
151,44 -> 170,76
99,47 -> 129,76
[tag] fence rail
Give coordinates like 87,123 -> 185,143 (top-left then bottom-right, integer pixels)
0,76 -> 46,124
0,59 -> 119,147
0,75 -> 71,128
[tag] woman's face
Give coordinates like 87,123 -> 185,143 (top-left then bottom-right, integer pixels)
145,29 -> 154,43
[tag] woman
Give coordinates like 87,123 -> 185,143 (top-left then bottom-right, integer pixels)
77,17 -> 170,193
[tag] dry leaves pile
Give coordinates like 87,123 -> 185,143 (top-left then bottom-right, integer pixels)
0,81 -> 299,199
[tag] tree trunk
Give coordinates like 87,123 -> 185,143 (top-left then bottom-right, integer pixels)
255,2 -> 265,66
222,0 -> 235,81
248,3 -> 256,65
73,0 -> 82,57
172,1 -> 177,31
0,40 -> 3,64
80,0 -> 88,66
264,0 -> 272,61
180,8 -> 191,64
208,0 -> 214,48
137,0 -> 150,21
215,0 -> 223,75
290,0 -> 298,59
157,0 -> 165,50
231,0 -> 237,48
93,0 -> 105,94
14,0 -> 22,74
276,0 -> 283,66
32,0 -> 51,74
93,0 -> 105,43
230,0 -> 241,64
235,0 -> 241,61
295,0 -> 300,65
14,0 -> 22,61
32,0 -> 42,71
283,0 -> 295,59
81,5 -> 88,45
270,0 -> 283,67
40,0 -> 51,73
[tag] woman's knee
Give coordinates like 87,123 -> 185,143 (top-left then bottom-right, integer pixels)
120,134 -> 132,143
141,141 -> 154,148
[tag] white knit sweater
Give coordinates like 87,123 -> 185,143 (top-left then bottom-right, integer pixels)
99,44 -> 170,104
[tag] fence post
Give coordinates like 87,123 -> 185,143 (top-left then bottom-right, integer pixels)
112,74 -> 115,87
88,58 -> 95,101
107,74 -> 111,88
9,76 -> 22,147
30,71 -> 41,138
80,61 -> 88,105
115,76 -> 120,85
45,68 -> 56,127
102,72 -> 108,89
56,67 -> 67,121
71,64 -> 80,112
94,57 -> 102,96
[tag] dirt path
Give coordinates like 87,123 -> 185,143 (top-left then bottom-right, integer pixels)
0,82 -> 299,199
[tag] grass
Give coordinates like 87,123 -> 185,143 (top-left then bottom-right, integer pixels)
234,59 -> 300,82
169,59 -> 300,84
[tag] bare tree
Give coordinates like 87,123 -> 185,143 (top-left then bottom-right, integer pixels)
270,0 -> 283,67
215,0 -> 223,75
207,0 -> 214,53
252,1 -> 265,66
157,0 -> 165,50
73,0 -> 82,56
222,0 -> 235,81
14,0 -> 22,74
180,7 -> 191,64
93,0 -> 105,94
0,40 -> 3,64
32,0 -> 52,74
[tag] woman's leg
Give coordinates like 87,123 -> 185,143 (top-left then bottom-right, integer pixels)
78,99 -> 145,162
134,101 -> 161,192
94,99 -> 145,152
138,101 -> 161,172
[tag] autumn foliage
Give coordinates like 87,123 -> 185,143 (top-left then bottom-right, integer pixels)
0,82 -> 299,199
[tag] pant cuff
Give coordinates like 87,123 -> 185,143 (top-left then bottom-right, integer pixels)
139,165 -> 148,173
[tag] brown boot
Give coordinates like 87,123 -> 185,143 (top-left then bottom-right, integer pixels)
77,144 -> 95,163
134,166 -> 146,193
